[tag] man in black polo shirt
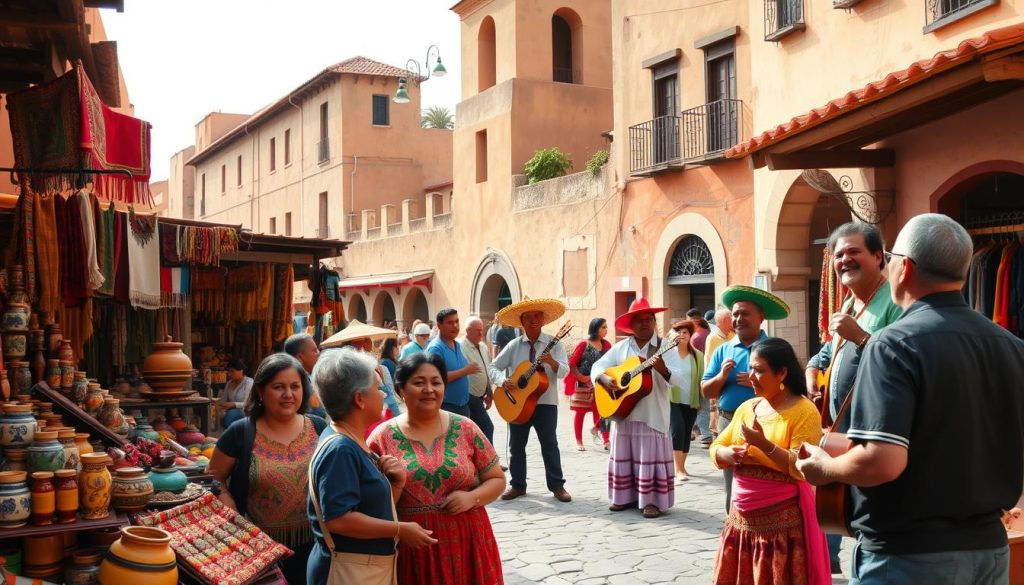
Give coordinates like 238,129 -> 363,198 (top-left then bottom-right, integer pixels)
798,213 -> 1024,584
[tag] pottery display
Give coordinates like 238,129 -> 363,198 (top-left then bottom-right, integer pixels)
29,332 -> 45,384
88,526 -> 122,551
111,467 -> 154,512
23,533 -> 63,580
0,470 -> 30,528
0,403 -> 36,448
45,321 -> 62,359
54,468 -> 78,523
167,412 -> 187,432
175,424 -> 205,446
142,337 -> 193,394
2,447 -> 26,472
134,420 -> 160,443
45,359 -> 61,388
79,453 -> 112,520
2,332 -> 26,360
26,431 -> 65,473
147,466 -> 187,494
97,398 -> 129,436
97,527 -> 177,585
83,384 -> 104,415
0,369 -> 8,402
57,429 -> 81,471
65,549 -> 102,585
2,301 -> 30,331
30,471 -> 55,525
72,372 -> 88,404
59,360 -> 75,388
58,339 -> 74,362
64,529 -> 78,558
74,433 -> 94,456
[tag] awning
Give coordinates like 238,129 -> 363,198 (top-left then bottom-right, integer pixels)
337,269 -> 435,293
726,23 -> 1024,170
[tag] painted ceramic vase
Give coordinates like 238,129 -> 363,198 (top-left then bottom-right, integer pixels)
78,453 -> 112,520
2,447 -> 26,472
134,420 -> 160,443
111,467 -> 153,512
97,399 -> 128,436
0,470 -> 30,528
98,527 -> 177,585
59,360 -> 75,388
58,339 -> 74,362
2,301 -> 30,331
175,424 -> 205,446
12,362 -> 31,395
26,431 -> 65,473
84,384 -> 104,415
65,549 -> 102,585
147,467 -> 187,494
0,403 -> 36,448
30,471 -> 55,525
23,533 -> 63,580
57,429 -> 81,471
0,369 -> 8,402
2,332 -> 26,360
72,372 -> 88,404
54,468 -> 78,523
45,322 -> 62,358
74,433 -> 94,456
45,359 -> 61,388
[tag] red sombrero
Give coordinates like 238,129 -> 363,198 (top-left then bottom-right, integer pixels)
614,298 -> 668,335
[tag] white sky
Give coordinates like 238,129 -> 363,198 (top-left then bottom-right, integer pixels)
104,1 -> 463,182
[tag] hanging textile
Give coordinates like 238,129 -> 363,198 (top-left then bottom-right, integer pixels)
126,207 -> 161,309
159,266 -> 189,309
6,187 -> 36,304
817,246 -> 848,344
75,190 -> 104,291
6,63 -> 152,206
967,237 -> 1024,337
33,190 -> 61,316
191,268 -> 226,321
273,264 -> 294,343
55,192 -> 88,307
96,202 -> 116,297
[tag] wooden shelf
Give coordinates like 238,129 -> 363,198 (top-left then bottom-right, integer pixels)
0,512 -> 128,539
32,382 -> 125,447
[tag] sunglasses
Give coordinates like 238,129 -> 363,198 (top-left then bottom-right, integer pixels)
883,250 -> 915,265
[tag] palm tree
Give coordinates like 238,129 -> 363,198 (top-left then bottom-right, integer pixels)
421,106 -> 455,129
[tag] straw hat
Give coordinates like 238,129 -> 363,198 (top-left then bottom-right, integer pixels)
721,285 -> 790,320
320,319 -> 398,349
614,298 -> 668,335
494,297 -> 566,328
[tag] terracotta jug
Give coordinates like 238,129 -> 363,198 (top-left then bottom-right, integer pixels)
78,453 -> 112,520
23,533 -> 63,580
111,467 -> 154,512
30,471 -> 55,526
142,336 -> 193,373
98,527 -> 177,585
58,339 -> 74,362
54,468 -> 78,524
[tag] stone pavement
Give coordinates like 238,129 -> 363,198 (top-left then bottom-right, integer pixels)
484,401 -> 852,585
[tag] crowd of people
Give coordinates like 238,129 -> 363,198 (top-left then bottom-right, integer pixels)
202,214 -> 1023,585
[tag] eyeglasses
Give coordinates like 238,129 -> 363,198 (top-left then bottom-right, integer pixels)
883,250 -> 916,265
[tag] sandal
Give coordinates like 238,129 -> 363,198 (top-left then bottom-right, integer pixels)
642,505 -> 661,518
603,441 -> 611,451
576,443 -> 586,451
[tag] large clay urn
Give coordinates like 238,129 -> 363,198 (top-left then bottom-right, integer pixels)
98,527 -> 177,585
142,337 -> 193,394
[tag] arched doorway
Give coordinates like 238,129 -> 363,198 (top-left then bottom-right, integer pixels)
471,249 -> 522,321
665,235 -> 716,324
402,288 -> 431,326
478,274 -> 512,322
348,294 -> 368,324
478,16 -> 496,92
370,291 -> 397,327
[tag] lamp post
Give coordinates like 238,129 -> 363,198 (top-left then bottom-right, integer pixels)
393,44 -> 446,104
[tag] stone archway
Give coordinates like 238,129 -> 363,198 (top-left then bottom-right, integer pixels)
470,249 -> 521,321
401,288 -> 431,326
369,291 -> 397,327
651,213 -> 728,321
348,294 -> 368,324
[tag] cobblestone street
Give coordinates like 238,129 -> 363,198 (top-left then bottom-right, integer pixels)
486,402 -> 852,585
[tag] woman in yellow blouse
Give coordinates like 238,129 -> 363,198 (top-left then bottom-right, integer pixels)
709,337 -> 830,585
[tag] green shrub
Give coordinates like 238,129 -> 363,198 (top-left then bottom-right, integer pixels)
586,149 -> 609,176
524,148 -> 573,184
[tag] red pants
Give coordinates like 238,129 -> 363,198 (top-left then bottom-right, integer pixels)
573,402 -> 608,443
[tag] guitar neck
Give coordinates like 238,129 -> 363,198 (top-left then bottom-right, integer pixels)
525,338 -> 559,377
629,339 -> 678,377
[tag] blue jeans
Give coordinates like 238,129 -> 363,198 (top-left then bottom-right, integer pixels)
508,404 -> 565,492
467,395 -> 494,445
827,533 -> 843,565
696,395 -> 712,441
851,541 -> 1009,585
221,407 -> 244,430
441,402 -> 471,418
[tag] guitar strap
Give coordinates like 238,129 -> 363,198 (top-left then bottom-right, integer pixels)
819,278 -> 884,426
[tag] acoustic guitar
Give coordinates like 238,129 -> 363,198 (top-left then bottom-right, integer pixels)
494,322 -> 573,424
809,385 -> 856,536
595,333 -> 679,419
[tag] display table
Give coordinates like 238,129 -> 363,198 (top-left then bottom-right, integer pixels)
0,512 -> 129,539
130,398 -> 212,436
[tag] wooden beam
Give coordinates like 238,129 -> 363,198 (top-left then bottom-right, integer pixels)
765,149 -> 895,170
0,14 -> 78,30
221,251 -> 315,265
983,55 -> 1024,82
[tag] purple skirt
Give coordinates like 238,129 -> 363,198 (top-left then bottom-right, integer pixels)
607,420 -> 675,509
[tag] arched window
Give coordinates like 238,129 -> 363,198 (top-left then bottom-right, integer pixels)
478,16 -> 496,92
668,236 -> 714,284
552,8 -> 582,84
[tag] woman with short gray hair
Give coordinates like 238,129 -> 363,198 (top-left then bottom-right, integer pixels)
306,348 -> 436,584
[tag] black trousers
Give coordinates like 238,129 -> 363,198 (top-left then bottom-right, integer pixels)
508,404 -> 565,492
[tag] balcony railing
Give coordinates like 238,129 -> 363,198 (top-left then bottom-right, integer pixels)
925,0 -> 996,30
765,0 -> 805,41
317,139 -> 330,164
681,99 -> 743,161
628,115 -> 680,173
553,67 -> 581,84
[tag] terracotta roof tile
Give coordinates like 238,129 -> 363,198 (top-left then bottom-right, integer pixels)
327,56 -> 423,81
726,23 -> 1024,159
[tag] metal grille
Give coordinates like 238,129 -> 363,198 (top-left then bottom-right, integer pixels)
765,0 -> 804,41
926,0 -> 992,27
628,115 -> 680,172
669,236 -> 715,284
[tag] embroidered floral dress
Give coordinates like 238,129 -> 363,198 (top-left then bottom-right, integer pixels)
246,417 -> 320,548
369,414 -> 503,585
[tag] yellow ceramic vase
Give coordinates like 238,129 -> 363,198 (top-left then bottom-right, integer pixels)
78,453 -> 111,520
98,526 -> 177,585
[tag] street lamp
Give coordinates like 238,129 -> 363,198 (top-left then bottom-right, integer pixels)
393,44 -> 446,104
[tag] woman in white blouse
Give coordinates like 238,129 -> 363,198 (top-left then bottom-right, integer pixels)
662,320 -> 705,483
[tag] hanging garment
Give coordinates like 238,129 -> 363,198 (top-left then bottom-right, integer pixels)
126,208 -> 161,310
33,191 -> 61,315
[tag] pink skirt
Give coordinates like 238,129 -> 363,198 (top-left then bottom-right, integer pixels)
607,420 -> 674,509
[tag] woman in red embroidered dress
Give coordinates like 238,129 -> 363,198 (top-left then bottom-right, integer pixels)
369,352 -> 506,585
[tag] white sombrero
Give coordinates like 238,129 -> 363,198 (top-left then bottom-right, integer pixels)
320,319 -> 398,349
494,297 -> 566,328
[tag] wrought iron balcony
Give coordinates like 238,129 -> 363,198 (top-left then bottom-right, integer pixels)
925,0 -> 997,31
765,0 -> 805,41
316,139 -> 330,164
681,99 -> 743,161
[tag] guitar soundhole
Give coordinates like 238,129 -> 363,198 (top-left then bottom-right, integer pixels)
620,373 -> 631,387
516,376 -> 529,390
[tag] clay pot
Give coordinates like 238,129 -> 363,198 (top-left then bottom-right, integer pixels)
64,549 -> 102,585
0,470 -> 30,528
88,526 -> 122,551
98,527 -> 177,585
0,403 -> 36,448
54,468 -> 78,523
57,429 -> 81,472
147,467 -> 187,494
75,433 -> 94,456
45,359 -> 61,388
175,424 -> 205,446
167,412 -> 187,433
142,337 -> 193,394
111,467 -> 153,512
2,301 -> 30,332
23,533 -> 63,580
72,372 -> 88,404
30,470 -> 55,525
97,399 -> 129,436
1,332 -> 26,361
78,453 -> 112,520
58,339 -> 74,362
59,360 -> 75,388
26,430 -> 65,473
2,447 -> 26,472
84,384 -> 104,415
45,322 -> 62,359
0,369 -> 8,402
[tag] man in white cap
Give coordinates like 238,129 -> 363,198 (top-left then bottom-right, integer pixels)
399,322 -> 432,360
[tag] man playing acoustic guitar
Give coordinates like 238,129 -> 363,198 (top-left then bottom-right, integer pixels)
488,298 -> 572,503
591,298 -> 680,519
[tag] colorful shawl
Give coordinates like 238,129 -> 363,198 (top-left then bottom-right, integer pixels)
126,208 -> 161,309
818,247 -> 848,344
55,192 -> 88,307
160,266 -> 190,309
33,191 -> 61,315
6,64 -> 152,206
6,187 -> 36,303
96,202 -> 116,297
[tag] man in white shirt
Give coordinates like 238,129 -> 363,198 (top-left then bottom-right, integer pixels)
460,315 -> 495,445
488,298 -> 572,503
